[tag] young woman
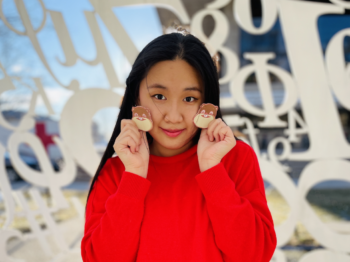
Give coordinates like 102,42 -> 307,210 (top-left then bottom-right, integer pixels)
81,32 -> 277,262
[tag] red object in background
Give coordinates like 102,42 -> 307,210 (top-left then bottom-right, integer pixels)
81,140 -> 277,262
35,122 -> 59,153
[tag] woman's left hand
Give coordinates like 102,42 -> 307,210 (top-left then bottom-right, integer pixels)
197,118 -> 236,172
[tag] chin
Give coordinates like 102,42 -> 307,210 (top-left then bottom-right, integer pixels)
154,135 -> 186,149
164,135 -> 196,148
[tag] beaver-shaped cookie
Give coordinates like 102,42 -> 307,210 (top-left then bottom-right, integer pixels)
193,103 -> 218,128
131,106 -> 153,131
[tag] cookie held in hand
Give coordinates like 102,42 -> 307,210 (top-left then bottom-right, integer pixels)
132,106 -> 153,131
193,103 -> 218,128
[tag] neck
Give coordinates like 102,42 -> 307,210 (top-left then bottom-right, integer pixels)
150,140 -> 195,157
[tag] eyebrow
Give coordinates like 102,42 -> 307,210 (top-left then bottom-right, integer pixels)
148,83 -> 202,93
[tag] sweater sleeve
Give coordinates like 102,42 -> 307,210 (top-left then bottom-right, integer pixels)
81,158 -> 151,262
195,144 -> 277,262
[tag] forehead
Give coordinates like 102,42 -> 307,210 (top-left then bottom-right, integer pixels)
144,59 -> 204,93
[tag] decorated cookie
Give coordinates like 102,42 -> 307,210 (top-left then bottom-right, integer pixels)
131,106 -> 153,131
193,103 -> 218,128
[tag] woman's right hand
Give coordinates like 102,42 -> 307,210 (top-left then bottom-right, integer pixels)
113,119 -> 150,178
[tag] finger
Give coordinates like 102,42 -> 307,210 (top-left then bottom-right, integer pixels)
121,119 -> 138,132
218,125 -> 231,141
121,136 -> 138,153
206,119 -> 219,141
118,131 -> 141,151
120,119 -> 129,131
200,127 -> 208,138
208,118 -> 223,141
213,121 -> 226,141
120,121 -> 142,137
120,127 -> 142,146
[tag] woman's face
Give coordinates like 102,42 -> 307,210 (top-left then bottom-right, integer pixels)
138,59 -> 204,153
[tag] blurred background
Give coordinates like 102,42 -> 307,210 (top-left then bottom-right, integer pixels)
0,0 -> 349,261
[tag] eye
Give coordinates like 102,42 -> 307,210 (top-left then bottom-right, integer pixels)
134,113 -> 138,117
209,111 -> 213,115
153,94 -> 166,100
184,96 -> 197,102
142,114 -> 146,118
201,110 -> 205,114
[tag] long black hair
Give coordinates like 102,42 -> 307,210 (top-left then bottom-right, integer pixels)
85,32 -> 227,213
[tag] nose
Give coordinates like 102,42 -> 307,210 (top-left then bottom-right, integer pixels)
164,102 -> 183,123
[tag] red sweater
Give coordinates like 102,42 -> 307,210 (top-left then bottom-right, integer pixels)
81,140 -> 277,262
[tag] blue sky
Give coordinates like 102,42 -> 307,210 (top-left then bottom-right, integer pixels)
1,0 -> 163,140
3,0 -> 163,85
39,0 -> 163,87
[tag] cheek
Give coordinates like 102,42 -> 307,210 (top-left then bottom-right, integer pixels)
147,109 -> 162,131
187,111 -> 198,128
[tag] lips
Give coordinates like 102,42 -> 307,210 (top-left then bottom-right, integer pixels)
162,128 -> 185,132
161,128 -> 185,137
